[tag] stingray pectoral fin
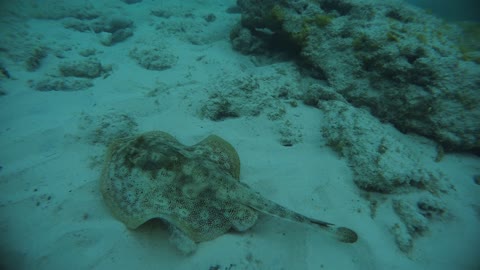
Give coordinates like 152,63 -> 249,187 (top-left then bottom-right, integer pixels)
168,225 -> 197,255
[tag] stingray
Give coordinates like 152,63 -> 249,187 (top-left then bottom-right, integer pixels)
100,131 -> 357,254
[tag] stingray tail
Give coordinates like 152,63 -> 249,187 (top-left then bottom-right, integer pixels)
229,182 -> 358,243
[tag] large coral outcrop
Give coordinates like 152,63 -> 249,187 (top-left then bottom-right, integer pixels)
232,0 -> 480,152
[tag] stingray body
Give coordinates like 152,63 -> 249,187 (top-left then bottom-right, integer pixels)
100,131 -> 357,253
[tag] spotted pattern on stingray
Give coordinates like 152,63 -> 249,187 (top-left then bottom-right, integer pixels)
100,131 -> 357,254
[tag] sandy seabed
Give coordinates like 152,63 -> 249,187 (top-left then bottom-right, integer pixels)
0,0 -> 479,269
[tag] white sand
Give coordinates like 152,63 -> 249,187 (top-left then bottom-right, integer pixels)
0,1 -> 479,269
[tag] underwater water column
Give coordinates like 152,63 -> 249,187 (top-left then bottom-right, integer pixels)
405,0 -> 480,21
